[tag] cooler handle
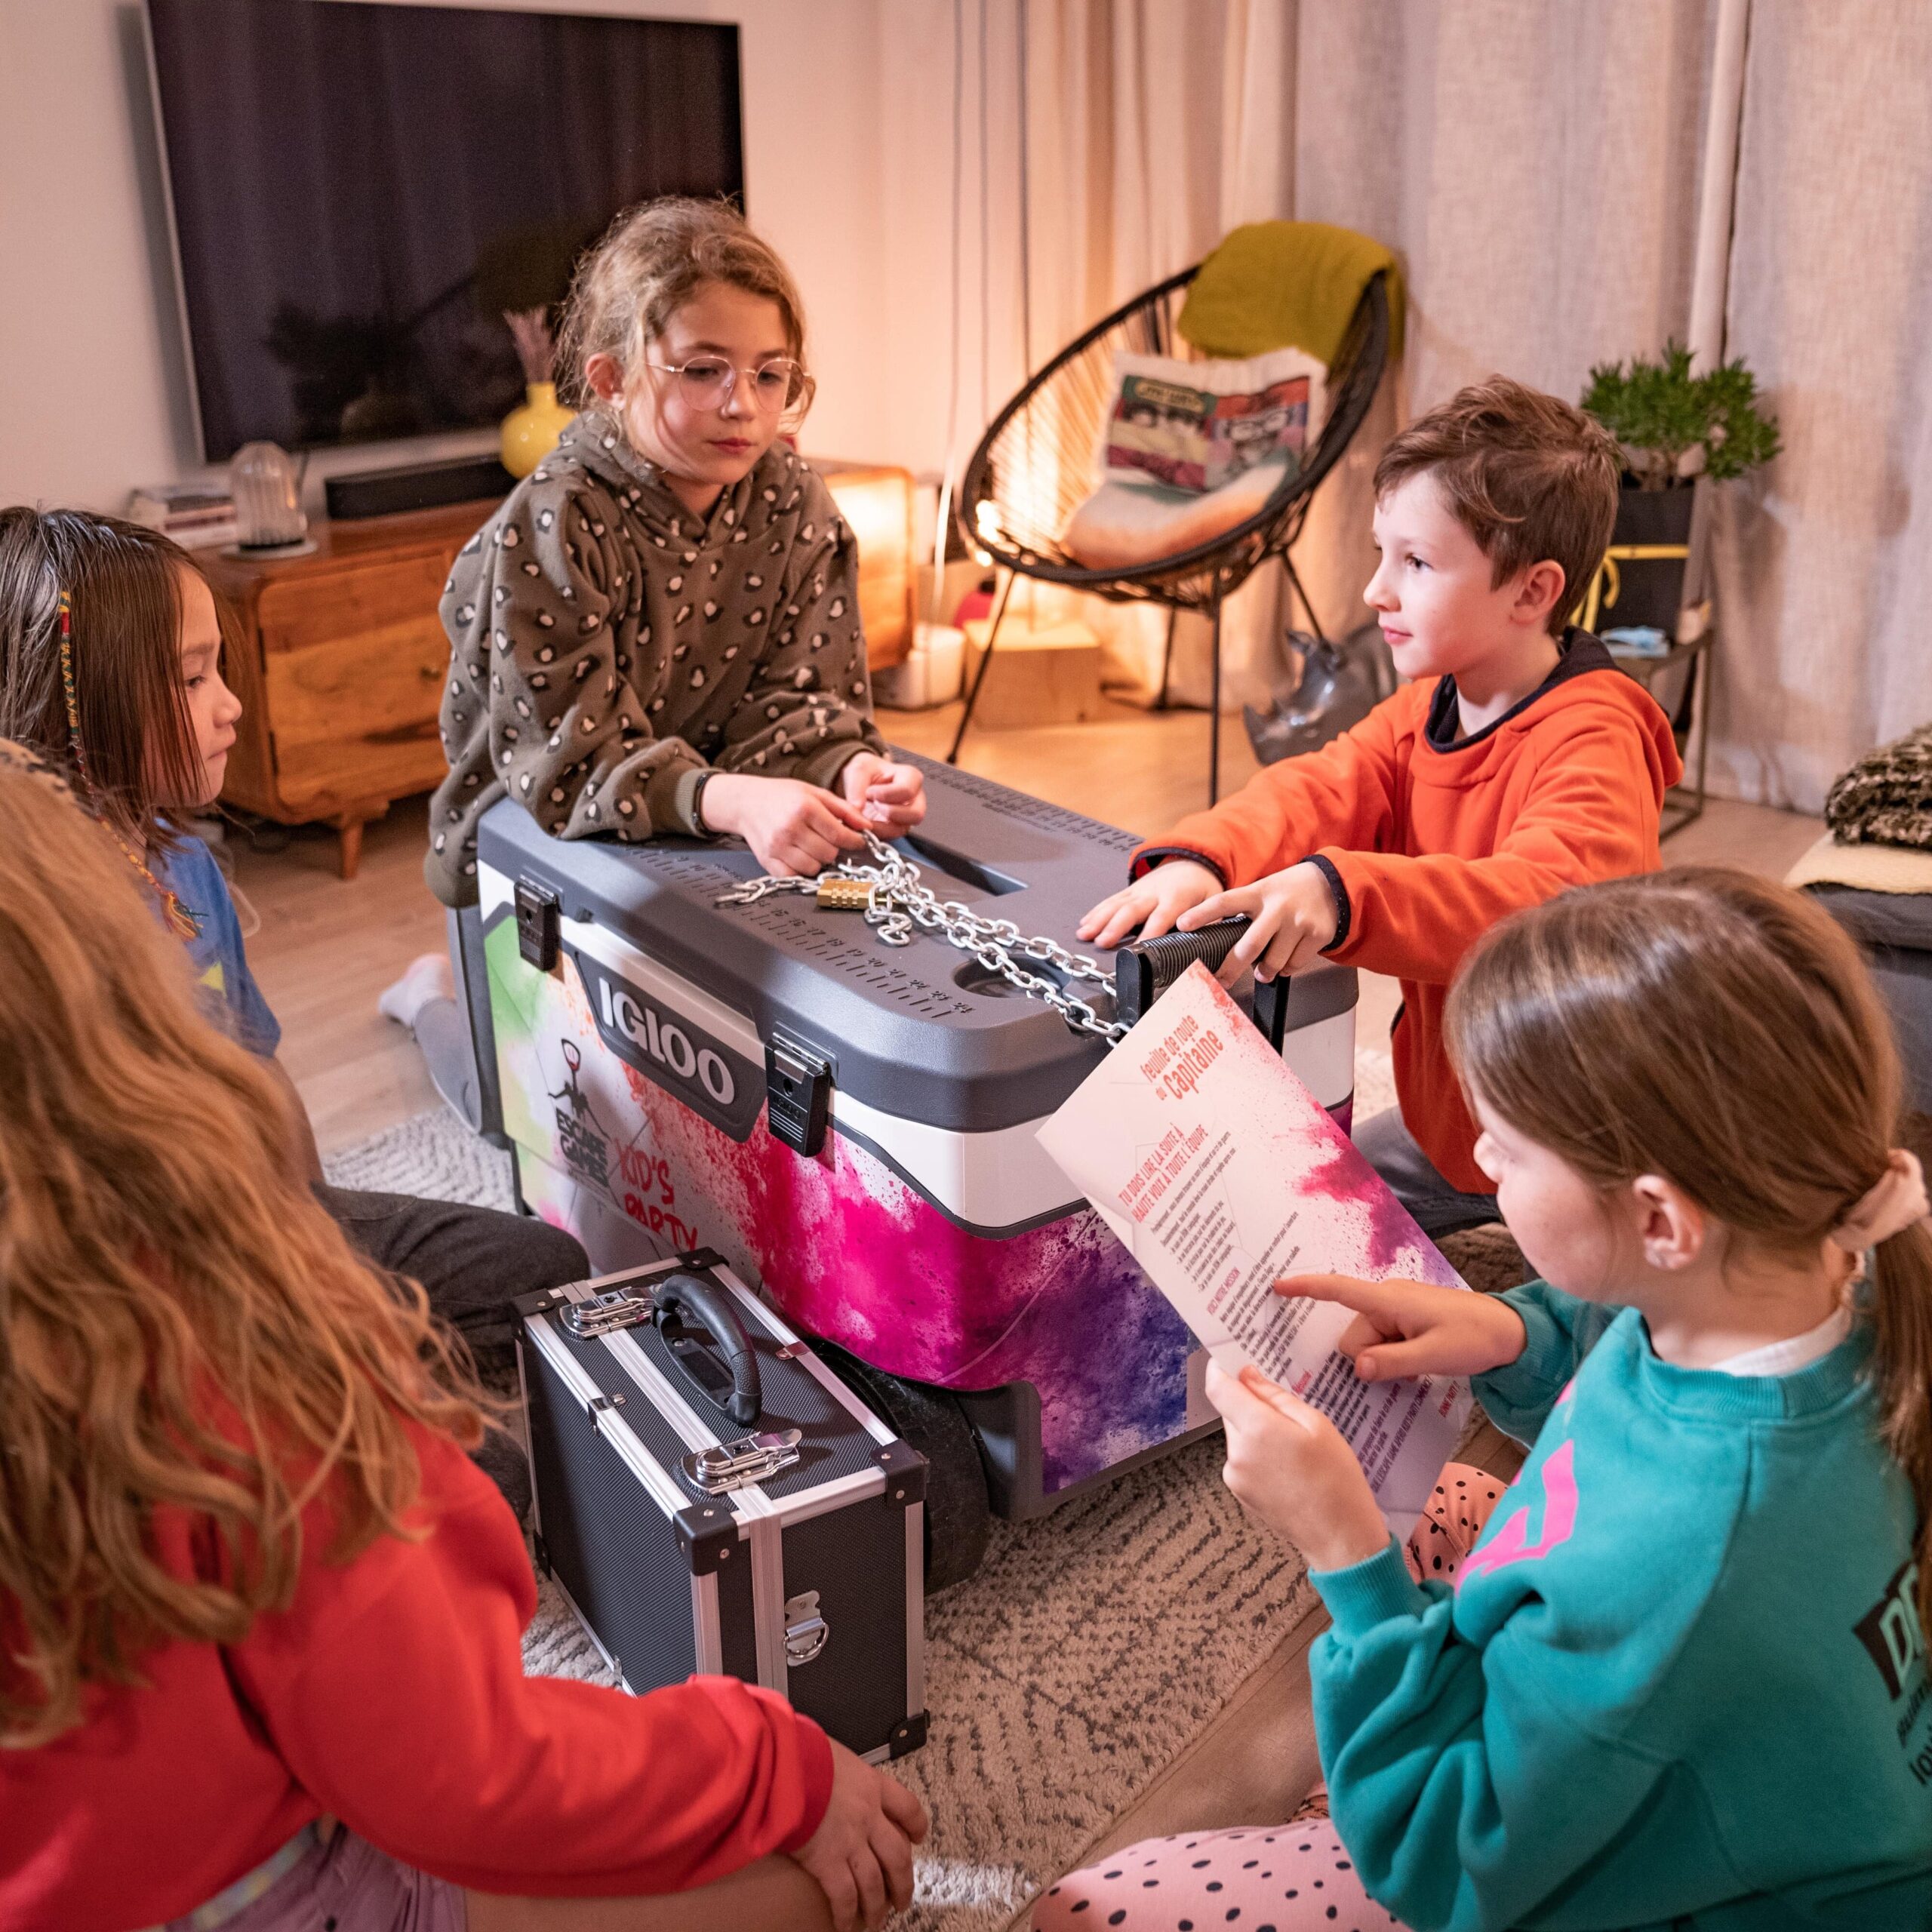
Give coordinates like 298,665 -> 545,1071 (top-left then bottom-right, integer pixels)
655,1272 -> 761,1427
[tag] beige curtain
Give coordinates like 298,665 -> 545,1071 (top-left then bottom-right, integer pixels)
1286,0 -> 1715,645
929,0 -> 1713,709
1013,0 -> 1302,708
899,0 -> 1923,803
889,0 -> 1300,709
1707,0 -> 1932,811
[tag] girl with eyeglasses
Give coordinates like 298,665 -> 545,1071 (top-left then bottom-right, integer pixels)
391,197 -> 925,1133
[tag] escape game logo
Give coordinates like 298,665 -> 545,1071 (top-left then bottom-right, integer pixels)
549,1040 -> 611,1190
1855,1558 -> 1932,1780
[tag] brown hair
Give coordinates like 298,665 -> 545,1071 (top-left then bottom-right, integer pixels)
1374,377 -> 1620,636
555,195 -> 814,422
1446,866 -> 1932,1633
0,507 -> 225,851
0,755 -> 488,1747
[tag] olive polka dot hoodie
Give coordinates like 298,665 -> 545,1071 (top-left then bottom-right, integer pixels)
426,411 -> 884,907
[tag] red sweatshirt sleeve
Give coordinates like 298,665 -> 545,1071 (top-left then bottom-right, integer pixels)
1322,718 -> 1665,985
226,1429 -> 833,1897
1131,691 -> 1414,886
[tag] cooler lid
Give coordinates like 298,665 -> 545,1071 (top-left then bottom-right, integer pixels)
477,752 -> 1354,1134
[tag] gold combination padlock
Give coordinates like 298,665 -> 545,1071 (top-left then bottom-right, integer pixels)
815,876 -> 873,911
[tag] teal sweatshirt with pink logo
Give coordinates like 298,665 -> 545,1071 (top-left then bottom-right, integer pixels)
1309,1281 -> 1932,1930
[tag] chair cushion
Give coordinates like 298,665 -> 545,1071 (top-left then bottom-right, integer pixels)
1178,220 -> 1406,365
1062,457 -> 1290,571
1060,343 -> 1325,571
1786,832 -> 1932,900
1099,346 -> 1325,493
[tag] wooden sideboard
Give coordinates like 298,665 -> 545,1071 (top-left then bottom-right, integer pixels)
204,463 -> 916,878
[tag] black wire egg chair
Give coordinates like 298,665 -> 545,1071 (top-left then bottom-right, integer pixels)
951,266 -> 1392,804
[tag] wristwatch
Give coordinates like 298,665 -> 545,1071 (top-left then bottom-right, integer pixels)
691,769 -> 716,835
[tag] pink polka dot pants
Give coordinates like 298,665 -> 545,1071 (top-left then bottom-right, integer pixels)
1035,1463 -> 1504,1932
1033,1821 -> 1397,1930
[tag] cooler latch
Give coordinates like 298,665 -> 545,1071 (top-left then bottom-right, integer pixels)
765,1032 -> 833,1155
515,878 -> 561,971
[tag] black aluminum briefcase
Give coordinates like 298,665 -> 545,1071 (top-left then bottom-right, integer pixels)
515,1251 -> 929,1760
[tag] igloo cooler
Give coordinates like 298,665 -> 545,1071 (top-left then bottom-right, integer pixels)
476,756 -> 1357,1527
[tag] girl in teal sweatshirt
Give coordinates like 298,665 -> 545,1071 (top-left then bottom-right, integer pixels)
1041,868 -> 1932,1930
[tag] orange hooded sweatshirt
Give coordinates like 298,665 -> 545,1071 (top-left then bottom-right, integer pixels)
1134,632 -> 1683,1194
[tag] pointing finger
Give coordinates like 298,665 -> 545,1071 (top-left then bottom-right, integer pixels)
1277,1272 -> 1411,1315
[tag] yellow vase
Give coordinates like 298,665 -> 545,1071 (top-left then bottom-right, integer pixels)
500,381 -> 573,478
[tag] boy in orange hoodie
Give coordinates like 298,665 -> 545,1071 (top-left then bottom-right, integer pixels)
1081,377 -> 1683,1236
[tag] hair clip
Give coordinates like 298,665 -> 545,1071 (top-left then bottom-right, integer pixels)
53,586 -> 201,940
57,590 -> 89,780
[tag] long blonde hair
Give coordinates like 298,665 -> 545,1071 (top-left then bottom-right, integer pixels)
1447,866 -> 1932,1632
0,755 -> 487,1747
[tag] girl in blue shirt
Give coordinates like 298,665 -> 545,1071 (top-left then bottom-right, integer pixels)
0,507 -> 587,1513
1044,868 -> 1932,1930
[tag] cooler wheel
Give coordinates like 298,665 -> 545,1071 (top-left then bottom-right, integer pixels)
811,1342 -> 992,1591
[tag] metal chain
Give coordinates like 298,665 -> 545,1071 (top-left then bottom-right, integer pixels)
715,833 -> 1129,1042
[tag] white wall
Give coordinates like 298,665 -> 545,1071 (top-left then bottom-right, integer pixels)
0,0 -> 919,512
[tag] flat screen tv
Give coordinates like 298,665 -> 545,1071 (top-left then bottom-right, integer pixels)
144,0 -> 744,460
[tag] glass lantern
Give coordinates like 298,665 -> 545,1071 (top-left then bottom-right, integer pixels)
229,441 -> 309,550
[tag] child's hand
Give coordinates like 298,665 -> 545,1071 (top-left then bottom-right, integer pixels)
1078,857 -> 1222,949
792,1738 -> 929,1932
839,752 -> 928,832
1282,1273 -> 1529,1383
1179,861 -> 1338,983
1205,1359 -> 1389,1572
700,774 -> 870,877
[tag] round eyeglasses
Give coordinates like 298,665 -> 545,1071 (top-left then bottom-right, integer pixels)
648,356 -> 808,413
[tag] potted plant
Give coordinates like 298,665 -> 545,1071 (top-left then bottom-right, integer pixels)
1577,340 -> 1780,638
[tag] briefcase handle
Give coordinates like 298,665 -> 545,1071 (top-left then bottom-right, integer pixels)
655,1272 -> 761,1427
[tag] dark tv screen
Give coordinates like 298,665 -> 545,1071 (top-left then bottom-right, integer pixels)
145,1 -> 744,460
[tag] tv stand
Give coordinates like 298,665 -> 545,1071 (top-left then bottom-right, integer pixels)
202,468 -> 915,879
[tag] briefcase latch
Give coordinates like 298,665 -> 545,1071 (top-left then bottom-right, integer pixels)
559,1287 -> 656,1339
783,1590 -> 830,1666
679,1428 -> 804,1496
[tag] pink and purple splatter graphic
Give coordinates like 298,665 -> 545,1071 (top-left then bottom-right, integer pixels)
488,919 -> 1426,1497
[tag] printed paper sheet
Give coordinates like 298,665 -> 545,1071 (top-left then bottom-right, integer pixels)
1038,963 -> 1472,1537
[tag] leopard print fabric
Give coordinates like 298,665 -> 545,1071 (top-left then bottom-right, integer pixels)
426,412 -> 884,906
1826,721 -> 1932,851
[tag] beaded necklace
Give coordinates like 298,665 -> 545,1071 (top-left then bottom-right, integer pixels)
57,589 -> 202,940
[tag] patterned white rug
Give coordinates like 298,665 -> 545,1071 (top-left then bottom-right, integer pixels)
322,1054 -> 1407,1927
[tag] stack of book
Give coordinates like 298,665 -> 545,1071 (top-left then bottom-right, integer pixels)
126,481 -> 238,552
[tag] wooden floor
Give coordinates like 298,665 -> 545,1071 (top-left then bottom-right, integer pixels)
229,697 -> 1827,1155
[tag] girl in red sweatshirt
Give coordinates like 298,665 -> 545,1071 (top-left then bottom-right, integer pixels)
0,742 -> 924,1932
